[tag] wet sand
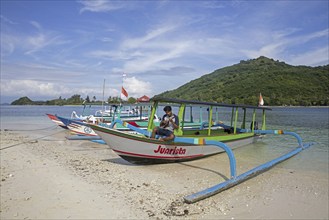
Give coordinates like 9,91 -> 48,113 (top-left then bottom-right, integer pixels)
1,128 -> 328,219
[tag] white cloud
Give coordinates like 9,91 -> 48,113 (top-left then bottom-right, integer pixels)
122,42 -> 191,73
1,80 -> 66,97
288,47 -> 329,66
30,20 -> 42,30
88,23 -> 192,73
124,77 -> 152,98
121,25 -> 179,49
0,15 -> 17,25
89,50 -> 131,60
89,19 -> 236,74
0,76 -> 152,101
0,79 -> 104,100
1,20 -> 68,58
242,28 -> 329,61
242,42 -> 285,59
25,34 -> 47,54
200,1 -> 226,9
78,0 -> 126,13
0,34 -> 16,57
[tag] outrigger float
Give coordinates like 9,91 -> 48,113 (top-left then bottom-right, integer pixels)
88,98 -> 314,203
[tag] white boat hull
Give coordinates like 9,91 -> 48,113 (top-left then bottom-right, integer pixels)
92,125 -> 258,164
46,114 -> 67,128
67,121 -> 98,136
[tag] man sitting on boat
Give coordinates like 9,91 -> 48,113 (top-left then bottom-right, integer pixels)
151,106 -> 179,141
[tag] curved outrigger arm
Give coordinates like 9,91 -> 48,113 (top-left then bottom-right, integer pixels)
175,137 -> 237,178
240,129 -> 308,148
183,129 -> 315,204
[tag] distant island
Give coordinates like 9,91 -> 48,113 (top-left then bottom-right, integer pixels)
10,95 -> 135,106
11,56 -> 329,106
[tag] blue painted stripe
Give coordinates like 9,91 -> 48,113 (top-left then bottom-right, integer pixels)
175,137 -> 237,178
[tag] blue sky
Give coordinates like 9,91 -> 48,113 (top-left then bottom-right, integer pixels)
1,0 -> 328,103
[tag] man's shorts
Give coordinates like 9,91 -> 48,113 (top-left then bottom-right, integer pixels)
156,127 -> 173,137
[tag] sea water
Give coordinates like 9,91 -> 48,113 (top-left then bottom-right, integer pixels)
0,105 -> 328,174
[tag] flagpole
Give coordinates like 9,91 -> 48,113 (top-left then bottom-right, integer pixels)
120,73 -> 129,105
102,79 -> 105,120
121,73 -> 125,105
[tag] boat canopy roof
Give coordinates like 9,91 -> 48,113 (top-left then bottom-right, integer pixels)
151,97 -> 272,110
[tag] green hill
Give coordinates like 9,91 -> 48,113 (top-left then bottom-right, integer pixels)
11,96 -> 34,105
154,56 -> 329,106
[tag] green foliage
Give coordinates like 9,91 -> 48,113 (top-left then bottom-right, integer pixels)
11,96 -> 34,105
85,95 -> 91,103
154,56 -> 329,106
11,94 -> 125,105
128,97 -> 137,104
66,94 -> 83,104
107,96 -> 121,104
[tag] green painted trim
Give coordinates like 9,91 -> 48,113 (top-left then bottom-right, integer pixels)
147,101 -> 158,131
215,132 -> 254,142
215,107 -> 219,123
234,107 -> 238,134
182,129 -> 226,136
91,123 -> 255,145
252,109 -> 256,131
262,109 -> 266,130
231,108 -> 234,127
175,103 -> 185,136
181,132 -> 255,142
242,108 -> 246,129
208,106 -> 213,136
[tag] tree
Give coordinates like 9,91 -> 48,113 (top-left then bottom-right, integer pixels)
108,96 -> 120,104
67,94 -> 82,104
85,95 -> 91,103
128,97 -> 136,104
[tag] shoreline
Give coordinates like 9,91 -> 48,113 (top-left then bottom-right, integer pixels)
1,129 -> 328,219
1,103 -> 329,107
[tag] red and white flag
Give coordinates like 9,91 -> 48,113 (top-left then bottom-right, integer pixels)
121,86 -> 128,98
259,93 -> 264,106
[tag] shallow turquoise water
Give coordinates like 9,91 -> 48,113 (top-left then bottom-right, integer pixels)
1,105 -> 328,174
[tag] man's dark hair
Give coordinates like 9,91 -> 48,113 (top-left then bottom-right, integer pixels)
163,106 -> 172,112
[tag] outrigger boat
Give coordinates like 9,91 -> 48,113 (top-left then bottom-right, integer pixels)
88,97 -> 313,203
89,98 -> 270,163
46,103 -> 161,137
49,102 -> 203,138
55,112 -> 159,137
46,113 -> 68,129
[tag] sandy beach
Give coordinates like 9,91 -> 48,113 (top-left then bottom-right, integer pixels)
1,128 -> 328,219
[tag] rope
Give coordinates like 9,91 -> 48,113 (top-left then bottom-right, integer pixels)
1,125 -> 58,132
0,129 -> 66,151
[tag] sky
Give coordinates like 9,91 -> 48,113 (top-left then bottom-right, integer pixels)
1,0 -> 328,104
